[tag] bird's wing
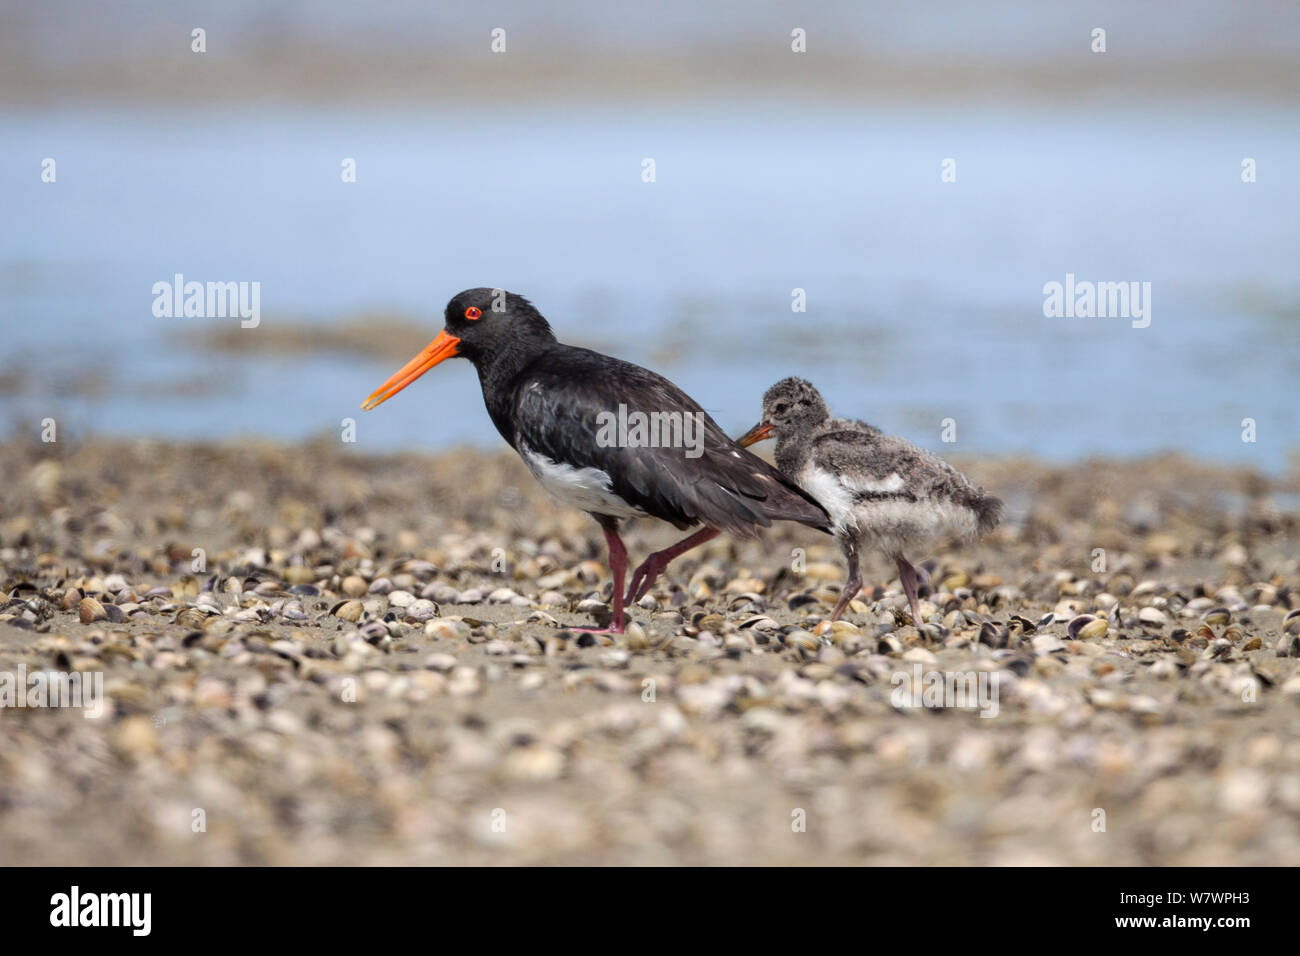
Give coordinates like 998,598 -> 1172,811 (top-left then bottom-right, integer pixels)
512,349 -> 829,536
811,427 -> 973,501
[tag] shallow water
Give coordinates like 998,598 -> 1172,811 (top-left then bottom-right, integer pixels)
2,102 -> 1298,468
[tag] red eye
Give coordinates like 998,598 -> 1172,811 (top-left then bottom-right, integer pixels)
465,306 -> 482,320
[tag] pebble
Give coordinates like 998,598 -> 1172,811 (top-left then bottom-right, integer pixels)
423,583 -> 460,603
403,599 -> 438,622
1138,607 -> 1167,627
1031,634 -> 1066,655
425,619 -> 471,641
424,653 -> 458,672
78,596 -> 107,624
334,600 -> 364,622
6,440 -> 1300,867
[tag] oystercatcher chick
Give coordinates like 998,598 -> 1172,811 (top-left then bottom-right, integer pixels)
738,377 -> 1001,625
361,289 -> 830,634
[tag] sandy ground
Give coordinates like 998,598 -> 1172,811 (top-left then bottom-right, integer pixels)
1,437 -> 1299,865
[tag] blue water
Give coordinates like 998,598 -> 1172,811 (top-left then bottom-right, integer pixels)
3,103 -> 1298,467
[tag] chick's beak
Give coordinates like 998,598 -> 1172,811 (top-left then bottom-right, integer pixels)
361,330 -> 461,411
736,422 -> 773,448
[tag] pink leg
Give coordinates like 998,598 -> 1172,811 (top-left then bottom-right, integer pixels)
625,527 -> 720,604
827,539 -> 862,623
569,517 -> 628,634
896,554 -> 923,625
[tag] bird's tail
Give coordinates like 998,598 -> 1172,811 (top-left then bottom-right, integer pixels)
761,479 -> 834,534
706,451 -> 832,537
972,490 -> 1003,536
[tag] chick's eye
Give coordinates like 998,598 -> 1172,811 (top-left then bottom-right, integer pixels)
465,306 -> 482,320
774,403 -> 789,414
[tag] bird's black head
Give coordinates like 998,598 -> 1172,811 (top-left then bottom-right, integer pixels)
362,288 -> 555,411
737,376 -> 829,447
442,288 -> 555,364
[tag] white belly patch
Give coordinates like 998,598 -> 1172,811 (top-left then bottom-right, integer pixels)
799,463 -> 978,556
801,464 -> 860,533
520,445 -> 648,519
852,497 -> 979,557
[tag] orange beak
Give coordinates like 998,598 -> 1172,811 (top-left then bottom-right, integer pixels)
360,330 -> 461,411
736,422 -> 773,448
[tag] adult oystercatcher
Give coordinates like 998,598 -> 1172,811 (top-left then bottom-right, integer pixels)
737,377 -> 1001,625
361,289 -> 830,633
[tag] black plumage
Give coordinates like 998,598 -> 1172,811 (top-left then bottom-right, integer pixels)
362,289 -> 830,633
504,347 -> 829,537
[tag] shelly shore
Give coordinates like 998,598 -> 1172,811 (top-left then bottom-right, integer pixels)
1,438 -> 1298,865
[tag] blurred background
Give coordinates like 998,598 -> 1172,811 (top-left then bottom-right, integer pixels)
2,0 -> 1298,468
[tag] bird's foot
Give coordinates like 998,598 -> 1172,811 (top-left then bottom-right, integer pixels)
564,623 -> 624,636
624,557 -> 668,605
623,527 -> 721,604
564,607 -> 626,635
